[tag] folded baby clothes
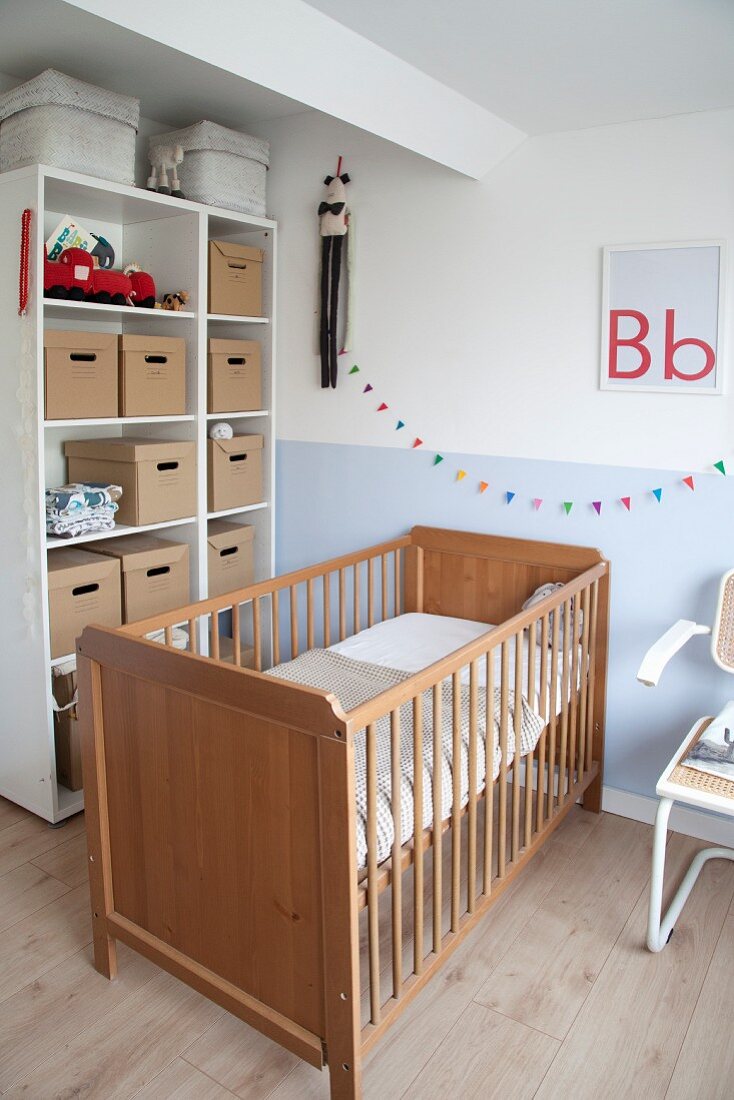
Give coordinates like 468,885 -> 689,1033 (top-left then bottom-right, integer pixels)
46,482 -> 122,539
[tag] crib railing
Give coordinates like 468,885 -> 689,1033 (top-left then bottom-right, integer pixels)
120,535 -> 411,668
340,561 -> 606,1044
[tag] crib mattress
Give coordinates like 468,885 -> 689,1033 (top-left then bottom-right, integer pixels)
268,612 -> 566,869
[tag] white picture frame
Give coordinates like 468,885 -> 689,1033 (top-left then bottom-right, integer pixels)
600,240 -> 726,395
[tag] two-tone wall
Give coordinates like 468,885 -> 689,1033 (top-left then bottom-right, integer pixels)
264,106 -> 734,835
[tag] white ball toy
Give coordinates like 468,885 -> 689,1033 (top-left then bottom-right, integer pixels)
208,421 -> 233,440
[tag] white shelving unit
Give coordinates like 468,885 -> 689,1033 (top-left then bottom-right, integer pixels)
0,162 -> 277,824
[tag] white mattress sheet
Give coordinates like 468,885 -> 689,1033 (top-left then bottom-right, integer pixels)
330,612 -> 568,716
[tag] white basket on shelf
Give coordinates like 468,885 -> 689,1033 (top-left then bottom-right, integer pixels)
149,121 -> 269,216
0,69 -> 139,186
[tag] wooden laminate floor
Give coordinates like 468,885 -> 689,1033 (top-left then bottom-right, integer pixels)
0,796 -> 732,1099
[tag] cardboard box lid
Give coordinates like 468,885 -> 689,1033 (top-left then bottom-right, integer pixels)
209,241 -> 264,265
119,334 -> 186,354
207,521 -> 255,550
210,434 -> 263,456
44,330 -> 117,353
64,437 -> 195,462
208,338 -> 260,356
86,535 -> 189,573
47,548 -> 120,590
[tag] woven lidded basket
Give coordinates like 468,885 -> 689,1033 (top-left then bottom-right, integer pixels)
0,69 -> 139,186
149,121 -> 270,216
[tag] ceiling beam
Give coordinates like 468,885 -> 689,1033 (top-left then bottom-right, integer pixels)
61,0 -> 525,178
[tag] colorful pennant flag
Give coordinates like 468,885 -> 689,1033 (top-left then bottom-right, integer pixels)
457,470 -> 467,482
621,496 -> 631,511
563,501 -> 573,515
479,481 -> 489,494
377,402 -> 388,411
533,498 -> 543,510
683,475 -> 695,491
363,383 -> 373,393
506,491 -> 515,504
349,364 -> 359,374
433,454 -> 444,465
412,438 -> 423,448
395,420 -> 405,430
652,488 -> 663,502
715,460 -> 726,475
592,501 -> 602,516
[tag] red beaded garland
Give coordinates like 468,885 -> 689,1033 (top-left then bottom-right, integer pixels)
18,208 -> 31,316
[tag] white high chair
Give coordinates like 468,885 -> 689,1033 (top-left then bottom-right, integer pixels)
637,570 -> 734,952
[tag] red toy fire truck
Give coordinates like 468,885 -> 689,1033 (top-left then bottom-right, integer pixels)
43,247 -> 156,308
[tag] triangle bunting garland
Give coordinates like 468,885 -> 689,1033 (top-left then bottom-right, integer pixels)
347,368 -> 723,519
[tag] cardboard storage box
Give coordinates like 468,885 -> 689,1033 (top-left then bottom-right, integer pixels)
208,339 -> 262,413
208,434 -> 263,513
217,636 -> 256,667
52,668 -> 82,791
208,521 -> 254,598
47,549 -> 121,659
65,437 -> 197,527
87,535 -> 190,623
44,330 -> 118,420
119,334 -> 186,416
208,241 -> 264,317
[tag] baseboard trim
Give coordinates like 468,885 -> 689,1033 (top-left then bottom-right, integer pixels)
602,784 -> 734,846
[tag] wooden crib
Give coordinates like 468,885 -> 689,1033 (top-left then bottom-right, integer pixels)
77,526 -> 609,1099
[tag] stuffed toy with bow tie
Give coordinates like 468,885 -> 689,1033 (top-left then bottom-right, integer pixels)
319,166 -> 352,388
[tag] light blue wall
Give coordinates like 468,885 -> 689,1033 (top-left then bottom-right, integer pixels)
276,438 -> 734,800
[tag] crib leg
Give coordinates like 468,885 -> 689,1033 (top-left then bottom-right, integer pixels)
582,772 -> 603,814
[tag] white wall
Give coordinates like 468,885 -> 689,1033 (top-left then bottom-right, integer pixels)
263,107 -> 734,473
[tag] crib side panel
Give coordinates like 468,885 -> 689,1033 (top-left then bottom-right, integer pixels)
96,663 -> 326,1040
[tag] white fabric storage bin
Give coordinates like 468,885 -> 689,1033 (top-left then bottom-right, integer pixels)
0,69 -> 139,186
149,121 -> 269,216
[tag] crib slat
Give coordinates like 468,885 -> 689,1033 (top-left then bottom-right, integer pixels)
413,694 -> 424,974
188,618 -> 197,654
586,580 -> 599,770
210,615 -> 219,661
289,586 -> 299,659
512,631 -> 523,861
394,549 -> 402,617
352,563 -> 360,633
366,722 -> 380,1025
525,619 -> 537,847
578,586 -> 591,777
390,708 -> 402,998
558,598 -> 571,806
272,590 -> 280,666
164,625 -> 173,648
536,615 -> 549,832
307,579 -> 315,651
569,592 -> 580,788
323,573 -> 331,647
498,642 -> 509,878
368,558 -> 375,628
339,569 -> 347,641
382,555 -> 389,622
253,597 -> 262,671
467,660 -> 479,913
432,681 -> 442,953
547,608 -> 560,818
483,648 -> 495,895
451,671 -> 462,932
232,603 -> 241,666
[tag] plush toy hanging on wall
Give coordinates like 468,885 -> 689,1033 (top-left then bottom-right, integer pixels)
319,157 -> 352,388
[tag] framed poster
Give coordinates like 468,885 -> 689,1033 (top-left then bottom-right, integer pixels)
600,241 -> 725,395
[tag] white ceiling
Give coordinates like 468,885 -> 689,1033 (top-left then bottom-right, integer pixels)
306,0 -> 734,134
0,0 -> 308,129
